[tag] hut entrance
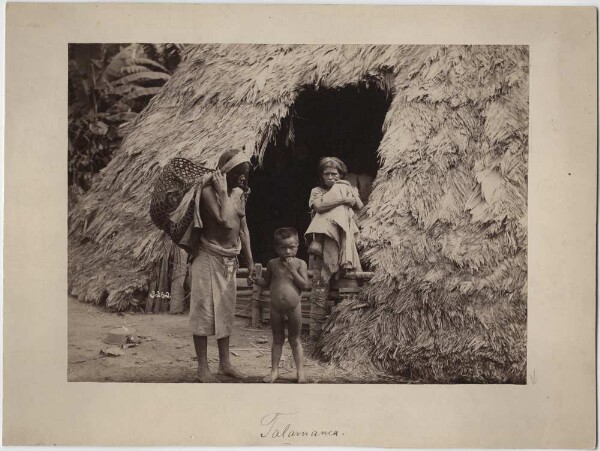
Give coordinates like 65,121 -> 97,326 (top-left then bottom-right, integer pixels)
245,83 -> 391,265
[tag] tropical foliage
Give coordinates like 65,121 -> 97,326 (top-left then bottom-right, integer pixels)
68,43 -> 187,191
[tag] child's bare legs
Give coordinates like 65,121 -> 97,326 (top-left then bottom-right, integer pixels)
217,336 -> 246,379
193,335 -> 218,383
288,304 -> 306,383
264,309 -> 285,383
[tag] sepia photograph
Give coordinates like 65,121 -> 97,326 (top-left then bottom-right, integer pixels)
67,43 -> 529,384
5,3 -> 597,446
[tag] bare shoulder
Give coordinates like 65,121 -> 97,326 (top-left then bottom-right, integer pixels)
295,258 -> 308,268
201,184 -> 215,197
267,258 -> 279,268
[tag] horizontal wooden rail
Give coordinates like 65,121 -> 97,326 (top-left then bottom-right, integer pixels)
235,263 -> 373,328
236,267 -> 374,280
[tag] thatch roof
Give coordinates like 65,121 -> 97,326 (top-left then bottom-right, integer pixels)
69,44 -> 528,382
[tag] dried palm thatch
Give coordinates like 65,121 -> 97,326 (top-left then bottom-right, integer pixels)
69,44 -> 528,382
316,46 -> 528,383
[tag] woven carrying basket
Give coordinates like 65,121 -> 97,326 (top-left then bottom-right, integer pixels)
150,158 -> 213,244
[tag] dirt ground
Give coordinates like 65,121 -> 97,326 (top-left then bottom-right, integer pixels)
68,297 -> 403,383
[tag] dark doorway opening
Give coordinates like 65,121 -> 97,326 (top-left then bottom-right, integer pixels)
245,84 -> 392,265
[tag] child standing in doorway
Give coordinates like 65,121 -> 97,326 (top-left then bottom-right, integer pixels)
255,227 -> 311,383
306,156 -> 364,281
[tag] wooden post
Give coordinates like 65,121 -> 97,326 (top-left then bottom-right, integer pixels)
308,255 -> 330,340
250,263 -> 263,328
331,271 -> 359,293
160,293 -> 171,313
309,281 -> 330,340
236,268 -> 250,278
169,246 -> 187,314
338,287 -> 359,302
154,255 -> 170,314
145,279 -> 157,314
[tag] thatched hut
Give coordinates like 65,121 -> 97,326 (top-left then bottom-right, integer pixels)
69,44 -> 528,383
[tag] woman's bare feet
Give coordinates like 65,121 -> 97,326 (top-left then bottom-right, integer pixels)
218,364 -> 246,379
197,368 -> 219,383
263,369 -> 280,383
297,370 -> 307,383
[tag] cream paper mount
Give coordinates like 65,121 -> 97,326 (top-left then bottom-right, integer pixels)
4,3 -> 597,448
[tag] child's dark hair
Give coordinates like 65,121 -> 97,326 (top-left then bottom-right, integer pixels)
318,156 -> 348,177
274,227 -> 299,244
318,156 -> 348,187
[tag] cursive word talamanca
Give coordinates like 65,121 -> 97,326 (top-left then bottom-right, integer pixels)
260,412 -> 341,440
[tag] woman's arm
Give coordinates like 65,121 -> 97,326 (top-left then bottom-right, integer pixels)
312,184 -> 362,213
202,171 -> 236,228
255,262 -> 272,288
239,216 -> 255,285
352,187 -> 364,210
312,196 -> 350,213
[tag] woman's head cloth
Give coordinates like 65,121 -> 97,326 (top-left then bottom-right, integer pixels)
218,149 -> 251,173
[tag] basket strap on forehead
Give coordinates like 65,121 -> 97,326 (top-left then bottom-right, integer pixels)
219,153 -> 250,174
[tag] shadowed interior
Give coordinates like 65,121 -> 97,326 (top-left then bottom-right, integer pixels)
245,84 -> 392,264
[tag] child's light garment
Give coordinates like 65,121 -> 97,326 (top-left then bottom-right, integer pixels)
305,181 -> 362,281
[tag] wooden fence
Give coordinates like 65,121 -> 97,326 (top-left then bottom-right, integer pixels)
235,265 -> 373,329
143,263 -> 374,326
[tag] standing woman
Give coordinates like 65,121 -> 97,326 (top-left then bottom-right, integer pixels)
305,156 -> 363,339
190,149 -> 255,382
